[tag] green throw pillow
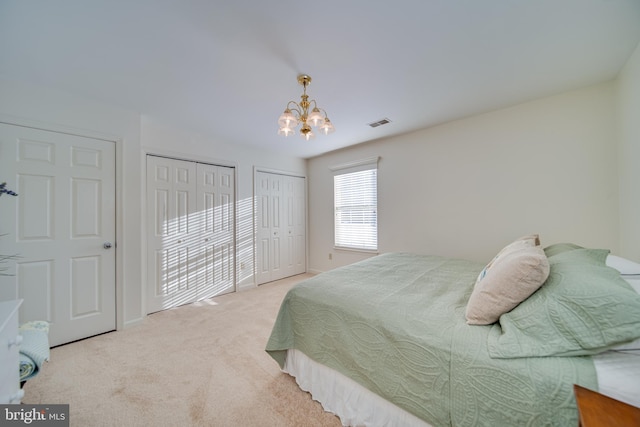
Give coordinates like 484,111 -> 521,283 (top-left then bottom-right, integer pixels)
487,248 -> 640,358
542,242 -> 584,257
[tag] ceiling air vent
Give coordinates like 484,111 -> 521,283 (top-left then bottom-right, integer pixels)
368,118 -> 391,128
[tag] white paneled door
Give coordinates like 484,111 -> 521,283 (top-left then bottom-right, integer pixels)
146,156 -> 235,313
256,171 -> 306,285
0,123 -> 116,347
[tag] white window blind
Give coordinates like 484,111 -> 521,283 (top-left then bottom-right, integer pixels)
332,158 -> 378,251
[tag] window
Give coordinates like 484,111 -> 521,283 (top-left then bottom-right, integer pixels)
331,157 -> 379,251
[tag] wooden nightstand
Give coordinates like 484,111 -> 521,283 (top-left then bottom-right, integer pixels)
574,384 -> 640,426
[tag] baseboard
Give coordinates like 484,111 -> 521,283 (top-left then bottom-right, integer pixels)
123,317 -> 145,329
237,282 -> 257,292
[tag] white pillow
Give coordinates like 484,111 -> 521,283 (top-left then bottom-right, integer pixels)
606,255 -> 640,275
612,276 -> 640,351
624,276 -> 640,294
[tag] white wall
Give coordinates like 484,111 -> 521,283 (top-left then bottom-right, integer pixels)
2,46 -> 635,325
307,82 -> 619,272
0,77 -> 307,331
617,41 -> 640,262
0,76 -> 144,328
140,116 -> 306,293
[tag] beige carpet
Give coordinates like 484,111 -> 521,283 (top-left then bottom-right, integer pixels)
23,274 -> 342,427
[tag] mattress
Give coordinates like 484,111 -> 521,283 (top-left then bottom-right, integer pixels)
590,274 -> 640,407
592,351 -> 640,407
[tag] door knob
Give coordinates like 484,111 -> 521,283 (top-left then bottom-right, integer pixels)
103,242 -> 113,249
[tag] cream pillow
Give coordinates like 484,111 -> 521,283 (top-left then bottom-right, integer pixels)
466,243 -> 550,325
516,233 -> 540,246
474,236 -> 538,285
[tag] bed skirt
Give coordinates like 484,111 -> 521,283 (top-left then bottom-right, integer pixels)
283,349 -> 432,427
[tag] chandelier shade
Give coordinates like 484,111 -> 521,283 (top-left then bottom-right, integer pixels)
278,109 -> 298,128
278,74 -> 335,140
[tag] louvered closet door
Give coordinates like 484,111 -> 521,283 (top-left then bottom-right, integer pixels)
146,156 -> 235,313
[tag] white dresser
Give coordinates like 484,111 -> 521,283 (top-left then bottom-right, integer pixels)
0,299 -> 23,404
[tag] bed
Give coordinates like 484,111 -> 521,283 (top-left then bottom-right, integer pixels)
266,240 -> 640,427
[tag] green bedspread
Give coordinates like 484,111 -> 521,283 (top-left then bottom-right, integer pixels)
266,252 -> 597,427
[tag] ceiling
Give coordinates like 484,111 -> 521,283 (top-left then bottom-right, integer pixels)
1,1 -> 639,159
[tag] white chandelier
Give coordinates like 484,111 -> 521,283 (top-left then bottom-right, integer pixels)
277,74 -> 335,140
